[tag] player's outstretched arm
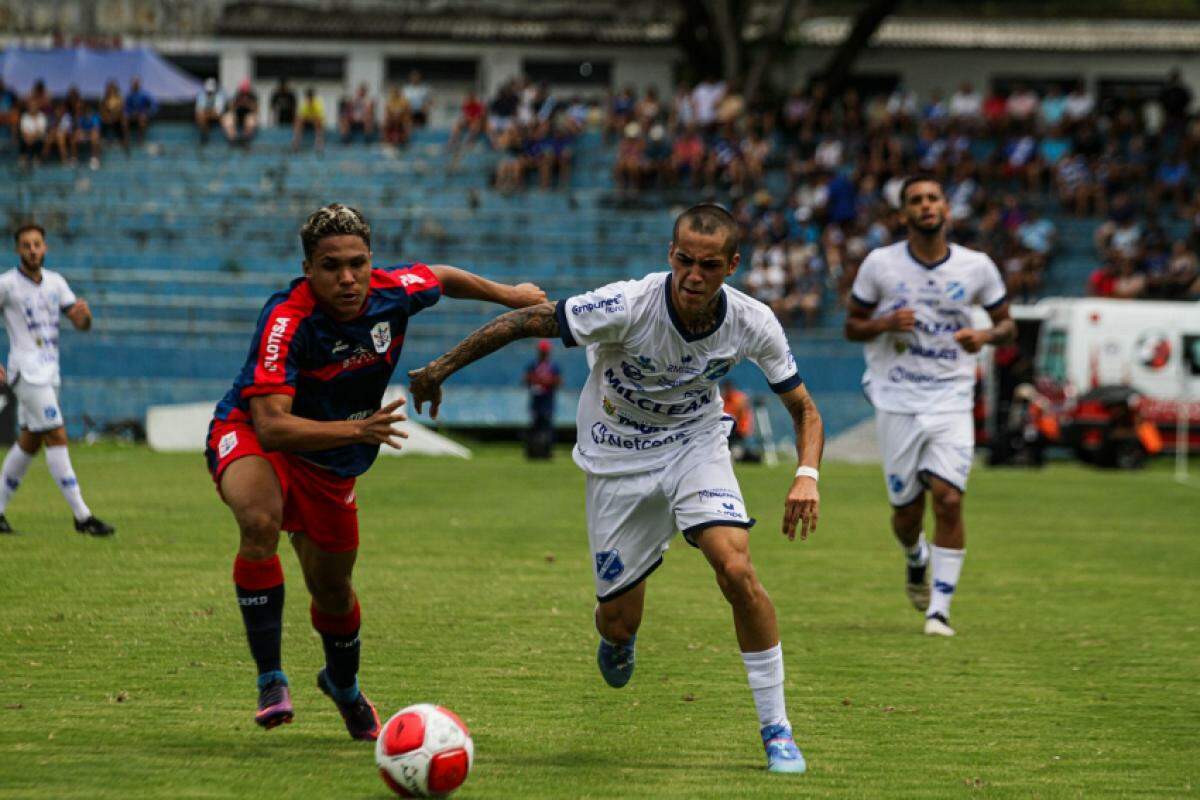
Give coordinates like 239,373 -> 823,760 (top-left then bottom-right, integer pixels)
429,265 -> 546,308
250,394 -> 409,452
65,299 -> 93,331
844,299 -> 913,342
408,301 -> 559,418
778,384 -> 824,542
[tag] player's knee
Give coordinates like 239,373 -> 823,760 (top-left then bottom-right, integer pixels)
309,578 -> 355,614
237,510 -> 281,556
714,554 -> 760,604
932,490 -> 963,519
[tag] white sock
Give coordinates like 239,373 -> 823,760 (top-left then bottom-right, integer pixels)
901,531 -> 928,567
0,446 -> 35,514
741,643 -> 789,730
44,446 -> 91,522
928,544 -> 965,619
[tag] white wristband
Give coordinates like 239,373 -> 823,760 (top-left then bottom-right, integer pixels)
794,466 -> 819,482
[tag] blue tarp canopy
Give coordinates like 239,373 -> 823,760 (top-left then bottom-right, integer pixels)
0,47 -> 202,102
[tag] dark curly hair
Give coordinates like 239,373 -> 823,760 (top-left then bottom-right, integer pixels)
300,203 -> 371,259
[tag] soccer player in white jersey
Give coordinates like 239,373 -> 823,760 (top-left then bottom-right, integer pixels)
407,205 -> 824,774
0,224 -> 114,536
845,176 -> 1014,637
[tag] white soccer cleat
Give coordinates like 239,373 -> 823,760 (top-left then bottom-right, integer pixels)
924,613 -> 955,637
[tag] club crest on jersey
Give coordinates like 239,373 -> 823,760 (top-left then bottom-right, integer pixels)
398,272 -> 428,289
370,321 -> 392,354
702,358 -> 732,381
944,281 -> 966,302
601,395 -> 617,417
218,431 -> 238,458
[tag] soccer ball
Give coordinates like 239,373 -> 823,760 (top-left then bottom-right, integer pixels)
375,704 -> 474,798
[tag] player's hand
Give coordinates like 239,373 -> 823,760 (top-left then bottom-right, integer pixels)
782,476 -> 819,542
407,365 -> 444,419
953,328 -> 990,353
886,308 -> 916,333
507,282 -> 548,308
355,397 -> 409,449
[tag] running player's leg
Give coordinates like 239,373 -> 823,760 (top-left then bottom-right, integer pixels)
0,429 -> 41,532
587,470 -> 669,689
41,424 -> 113,535
220,455 -> 292,726
918,412 -> 973,636
877,409 -> 931,610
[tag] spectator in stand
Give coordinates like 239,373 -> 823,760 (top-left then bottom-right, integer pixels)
1017,206 -> 1057,273
1089,259 -> 1117,297
46,102 -> 73,165
0,78 -> 18,143
448,90 -> 486,150
382,86 -> 412,147
1006,83 -> 1040,128
402,71 -> 432,127
613,121 -> 645,196
886,84 -> 919,124
25,80 -> 52,116
487,81 -> 519,147
1063,81 -> 1095,126
494,124 -> 525,194
670,123 -> 705,188
226,78 -> 259,146
641,122 -> 672,190
18,102 -> 48,165
292,87 -> 326,151
1039,85 -> 1068,130
605,85 -> 636,143
1159,239 -> 1200,298
1159,68 -> 1192,132
949,81 -> 983,126
269,78 -> 297,127
1111,255 -> 1147,299
195,78 -> 226,145
1152,147 -> 1191,208
982,88 -> 1008,133
123,77 -> 156,145
634,87 -> 662,128
1056,154 -> 1103,217
338,83 -> 376,144
691,76 -> 725,132
923,88 -> 949,126
716,80 -> 746,126
671,81 -> 696,130
98,80 -> 129,153
73,102 -> 102,168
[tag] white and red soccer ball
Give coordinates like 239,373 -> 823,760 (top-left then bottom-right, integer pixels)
375,704 -> 474,797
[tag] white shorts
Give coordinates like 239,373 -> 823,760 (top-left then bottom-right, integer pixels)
875,410 -> 974,506
585,442 -> 754,602
14,379 -> 64,433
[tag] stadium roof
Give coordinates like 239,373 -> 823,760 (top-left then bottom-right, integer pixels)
793,16 -> 1200,51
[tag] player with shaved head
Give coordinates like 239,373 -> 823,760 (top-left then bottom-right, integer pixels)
408,203 -> 824,774
206,203 -> 545,738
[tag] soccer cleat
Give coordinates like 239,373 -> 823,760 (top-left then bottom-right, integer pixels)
905,561 -> 931,612
75,516 -> 115,537
317,669 -> 381,741
255,680 -> 294,729
924,612 -> 956,637
0,514 -> 14,534
596,635 -> 636,688
761,724 -> 807,774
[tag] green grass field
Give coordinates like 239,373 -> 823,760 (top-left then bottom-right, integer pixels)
0,443 -> 1197,799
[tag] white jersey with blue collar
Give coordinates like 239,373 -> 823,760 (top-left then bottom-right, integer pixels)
0,267 -> 77,387
850,241 -> 1006,414
555,271 -> 802,476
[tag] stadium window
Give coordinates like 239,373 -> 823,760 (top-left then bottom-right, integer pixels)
522,59 -> 612,86
1097,77 -> 1166,109
991,75 -> 1081,96
385,58 -> 478,84
162,54 -> 219,82
254,55 -> 346,82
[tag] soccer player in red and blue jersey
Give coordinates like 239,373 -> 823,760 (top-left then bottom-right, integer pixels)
205,204 -> 545,739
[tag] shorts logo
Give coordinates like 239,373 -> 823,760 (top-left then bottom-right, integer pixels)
370,321 -> 392,354
43,406 -> 58,420
888,474 -> 905,494
218,431 -> 239,458
595,549 -> 624,582
345,490 -> 356,504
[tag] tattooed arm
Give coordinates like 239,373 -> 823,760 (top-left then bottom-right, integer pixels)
407,301 -> 560,418
777,384 -> 824,542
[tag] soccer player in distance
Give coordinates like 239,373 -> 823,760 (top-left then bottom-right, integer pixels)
845,175 -> 1014,637
408,204 -> 823,774
205,204 -> 545,738
0,223 -> 114,536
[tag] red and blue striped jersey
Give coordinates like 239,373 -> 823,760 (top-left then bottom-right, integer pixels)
213,263 -> 441,477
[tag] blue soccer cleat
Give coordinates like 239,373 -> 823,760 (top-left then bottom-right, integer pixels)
596,634 -> 636,688
761,723 -> 807,774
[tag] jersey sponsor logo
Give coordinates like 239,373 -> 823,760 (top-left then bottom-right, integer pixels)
698,488 -> 741,501
262,316 -> 292,373
603,368 -> 713,416
590,422 -> 691,450
595,549 -> 625,582
218,431 -> 239,458
571,294 -> 624,315
370,321 -> 392,354
908,343 -> 960,362
613,413 -> 668,435
915,319 -> 965,336
888,365 -> 950,385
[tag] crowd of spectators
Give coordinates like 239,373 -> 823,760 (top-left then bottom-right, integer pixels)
1087,192 -> 1200,300
2,75 -> 156,169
